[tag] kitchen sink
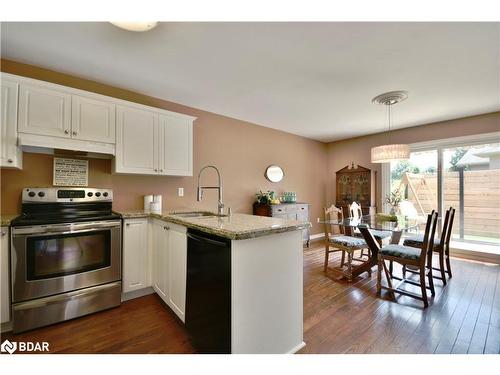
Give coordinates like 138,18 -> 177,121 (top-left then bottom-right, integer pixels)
172,212 -> 224,218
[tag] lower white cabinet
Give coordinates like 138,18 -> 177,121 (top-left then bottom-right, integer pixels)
122,219 -> 150,293
1,227 -> 10,324
151,219 -> 187,322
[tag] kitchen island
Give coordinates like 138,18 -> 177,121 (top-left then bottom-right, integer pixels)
118,210 -> 310,354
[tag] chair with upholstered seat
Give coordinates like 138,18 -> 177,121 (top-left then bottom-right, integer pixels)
348,201 -> 392,259
323,205 -> 371,281
403,207 -> 455,285
359,211 -> 438,308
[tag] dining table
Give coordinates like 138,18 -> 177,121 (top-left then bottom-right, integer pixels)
317,214 -> 423,277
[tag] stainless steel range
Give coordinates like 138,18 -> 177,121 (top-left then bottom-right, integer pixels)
10,187 -> 122,333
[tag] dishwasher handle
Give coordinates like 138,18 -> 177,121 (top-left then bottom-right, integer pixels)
187,232 -> 229,247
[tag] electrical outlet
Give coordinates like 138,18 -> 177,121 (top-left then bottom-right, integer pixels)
178,187 -> 184,197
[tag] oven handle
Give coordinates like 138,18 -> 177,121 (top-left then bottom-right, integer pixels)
12,220 -> 121,236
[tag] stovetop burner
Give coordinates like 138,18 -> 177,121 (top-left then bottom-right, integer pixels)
11,187 -> 122,226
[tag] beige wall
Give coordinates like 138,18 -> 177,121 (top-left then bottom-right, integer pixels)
0,59 -> 328,234
326,112 -> 500,209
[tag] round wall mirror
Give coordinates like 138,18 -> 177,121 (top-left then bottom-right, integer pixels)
265,165 -> 284,183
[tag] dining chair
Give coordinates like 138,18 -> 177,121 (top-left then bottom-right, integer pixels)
323,205 -> 370,281
403,207 -> 455,284
348,201 -> 392,247
358,211 -> 439,308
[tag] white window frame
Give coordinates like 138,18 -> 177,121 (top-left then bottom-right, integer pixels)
381,131 -> 500,258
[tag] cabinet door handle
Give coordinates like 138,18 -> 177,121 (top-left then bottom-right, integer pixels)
64,130 -> 69,134
1,231 -> 6,237
160,169 -> 163,173
7,159 -> 13,163
154,168 -> 158,172
163,226 -> 170,230
72,131 -> 78,136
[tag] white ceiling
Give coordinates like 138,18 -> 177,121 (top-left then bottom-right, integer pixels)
1,22 -> 499,142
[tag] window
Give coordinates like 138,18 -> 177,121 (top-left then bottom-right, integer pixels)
384,132 -> 500,252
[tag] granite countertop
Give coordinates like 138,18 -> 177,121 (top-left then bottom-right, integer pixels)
1,214 -> 19,227
116,210 -> 311,240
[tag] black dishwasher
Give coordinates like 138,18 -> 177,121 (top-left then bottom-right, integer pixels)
185,229 -> 231,354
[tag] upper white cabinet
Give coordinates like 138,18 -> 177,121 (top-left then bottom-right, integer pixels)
114,105 -> 159,174
18,83 -> 72,138
1,227 -> 10,324
159,114 -> 193,176
0,78 -> 22,169
3,73 -> 195,171
72,95 -> 116,143
122,219 -> 151,293
114,106 -> 193,176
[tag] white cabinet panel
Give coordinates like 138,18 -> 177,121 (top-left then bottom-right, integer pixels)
123,219 -> 150,293
168,226 -> 187,321
1,227 -> 10,324
1,78 -> 22,169
115,106 -> 159,174
72,95 -> 116,143
152,220 -> 169,300
18,83 -> 71,138
159,115 -> 193,176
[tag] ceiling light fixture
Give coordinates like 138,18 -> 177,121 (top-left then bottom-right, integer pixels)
110,22 -> 158,32
370,90 -> 410,163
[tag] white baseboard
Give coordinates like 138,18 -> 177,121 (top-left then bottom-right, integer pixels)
287,341 -> 306,354
310,233 -> 325,241
121,287 -> 155,302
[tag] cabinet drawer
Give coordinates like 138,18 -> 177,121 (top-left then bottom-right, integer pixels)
271,205 -> 286,215
284,204 -> 297,213
296,204 -> 308,212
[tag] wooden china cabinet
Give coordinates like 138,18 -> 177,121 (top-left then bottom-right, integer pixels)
335,164 -> 376,216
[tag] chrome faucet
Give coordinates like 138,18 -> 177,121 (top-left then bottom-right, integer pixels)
197,165 -> 224,215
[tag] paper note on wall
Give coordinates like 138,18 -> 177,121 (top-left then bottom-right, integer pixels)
53,158 -> 89,187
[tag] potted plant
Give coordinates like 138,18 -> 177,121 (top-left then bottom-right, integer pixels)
385,190 -> 403,216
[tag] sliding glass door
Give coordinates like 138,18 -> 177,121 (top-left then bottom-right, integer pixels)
387,134 -> 500,250
443,143 -> 500,246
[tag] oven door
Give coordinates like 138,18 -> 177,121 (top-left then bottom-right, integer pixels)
11,220 -> 121,303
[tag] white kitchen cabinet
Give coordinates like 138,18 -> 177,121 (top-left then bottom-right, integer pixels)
152,220 -> 169,300
72,94 -> 116,143
1,227 -> 10,324
122,219 -> 150,293
167,224 -> 187,321
18,83 -> 72,138
149,220 -> 187,322
114,105 -> 159,174
159,114 -> 193,176
0,78 -> 22,169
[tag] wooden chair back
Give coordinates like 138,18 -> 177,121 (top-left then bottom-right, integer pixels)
419,211 -> 439,265
324,205 -> 345,239
348,201 -> 363,220
443,207 -> 456,249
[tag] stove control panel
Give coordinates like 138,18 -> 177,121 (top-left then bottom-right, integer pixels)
22,188 -> 113,203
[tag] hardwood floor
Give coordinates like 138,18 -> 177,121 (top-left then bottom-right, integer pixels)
2,242 -> 499,354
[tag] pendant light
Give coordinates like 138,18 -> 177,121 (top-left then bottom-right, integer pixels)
110,22 -> 158,32
371,90 -> 410,163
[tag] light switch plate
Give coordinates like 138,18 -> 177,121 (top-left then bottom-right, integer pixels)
178,187 -> 184,197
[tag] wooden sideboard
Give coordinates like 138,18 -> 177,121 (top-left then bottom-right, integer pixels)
253,202 -> 310,246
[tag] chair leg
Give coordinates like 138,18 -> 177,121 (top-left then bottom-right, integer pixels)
347,252 -> 353,281
402,265 -> 407,278
420,267 -> 429,308
445,248 -> 452,278
438,250 -> 447,285
389,260 -> 394,277
427,262 -> 435,296
382,260 -> 394,290
341,251 -> 345,268
323,245 -> 329,272
377,256 -> 382,296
